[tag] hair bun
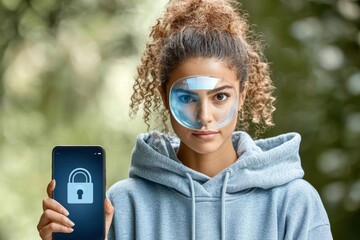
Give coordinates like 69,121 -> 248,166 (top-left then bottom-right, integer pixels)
151,0 -> 247,40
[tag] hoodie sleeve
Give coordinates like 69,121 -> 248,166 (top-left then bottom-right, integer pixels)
106,179 -> 139,240
281,179 -> 333,240
307,224 -> 333,239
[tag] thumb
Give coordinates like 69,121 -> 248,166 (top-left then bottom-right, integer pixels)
47,179 -> 56,198
104,198 -> 114,239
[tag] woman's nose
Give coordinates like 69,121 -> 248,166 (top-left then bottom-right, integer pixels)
196,100 -> 213,126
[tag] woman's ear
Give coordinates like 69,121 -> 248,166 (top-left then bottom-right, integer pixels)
238,83 -> 248,111
158,86 -> 169,110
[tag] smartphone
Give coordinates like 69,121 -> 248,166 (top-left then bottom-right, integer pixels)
52,146 -> 105,240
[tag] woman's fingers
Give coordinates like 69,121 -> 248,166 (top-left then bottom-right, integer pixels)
42,197 -> 69,216
38,179 -> 74,239
104,198 -> 114,239
38,198 -> 73,239
37,207 -> 74,239
47,179 -> 55,198
38,208 -> 74,230
38,222 -> 74,240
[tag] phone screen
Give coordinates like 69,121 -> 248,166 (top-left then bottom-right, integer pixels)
52,146 -> 105,240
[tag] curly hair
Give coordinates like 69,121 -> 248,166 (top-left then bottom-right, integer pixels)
130,0 -> 276,135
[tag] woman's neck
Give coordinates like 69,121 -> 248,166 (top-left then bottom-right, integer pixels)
176,138 -> 238,177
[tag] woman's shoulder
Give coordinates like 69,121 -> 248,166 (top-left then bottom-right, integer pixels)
282,178 -> 319,197
274,179 -> 332,237
276,178 -> 322,202
275,179 -> 329,220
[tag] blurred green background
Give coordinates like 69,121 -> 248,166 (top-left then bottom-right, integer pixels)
0,0 -> 359,239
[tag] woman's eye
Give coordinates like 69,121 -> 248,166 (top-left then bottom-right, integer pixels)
214,93 -> 229,101
178,94 -> 196,103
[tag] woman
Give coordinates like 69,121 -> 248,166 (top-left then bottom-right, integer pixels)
38,0 -> 333,239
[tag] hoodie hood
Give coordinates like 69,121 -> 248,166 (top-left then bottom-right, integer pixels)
129,131 -> 304,198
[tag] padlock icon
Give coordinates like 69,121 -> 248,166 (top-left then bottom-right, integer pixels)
67,168 -> 93,204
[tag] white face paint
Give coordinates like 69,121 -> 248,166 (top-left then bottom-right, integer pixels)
169,76 -> 238,130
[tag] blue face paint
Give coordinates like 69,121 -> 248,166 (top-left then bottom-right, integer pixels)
169,76 -> 238,130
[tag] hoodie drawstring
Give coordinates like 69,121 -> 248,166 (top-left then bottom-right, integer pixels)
186,171 -> 231,240
186,173 -> 196,240
221,171 -> 230,240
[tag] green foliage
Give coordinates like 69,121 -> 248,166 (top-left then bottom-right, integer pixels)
0,0 -> 359,239
0,0 -> 166,239
241,0 -> 360,239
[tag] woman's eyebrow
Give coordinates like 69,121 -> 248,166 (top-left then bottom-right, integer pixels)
207,85 -> 234,95
173,85 -> 234,95
173,89 -> 197,95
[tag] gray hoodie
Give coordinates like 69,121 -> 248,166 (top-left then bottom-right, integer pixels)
107,131 -> 332,240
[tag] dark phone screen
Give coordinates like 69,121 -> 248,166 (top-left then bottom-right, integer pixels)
52,146 -> 105,240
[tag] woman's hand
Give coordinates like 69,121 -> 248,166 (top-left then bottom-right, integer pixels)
37,180 -> 114,240
37,180 -> 74,239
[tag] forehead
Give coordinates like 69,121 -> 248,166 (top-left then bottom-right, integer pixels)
167,58 -> 239,92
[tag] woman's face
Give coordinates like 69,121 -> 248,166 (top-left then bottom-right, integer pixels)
163,57 -> 246,155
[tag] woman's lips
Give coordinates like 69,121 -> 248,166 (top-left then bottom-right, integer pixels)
192,130 -> 219,140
